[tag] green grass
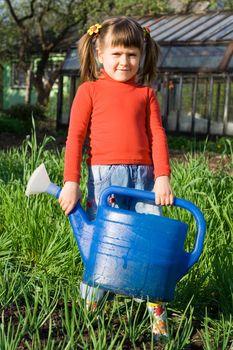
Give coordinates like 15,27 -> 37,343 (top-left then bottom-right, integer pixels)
168,134 -> 233,155
0,127 -> 232,349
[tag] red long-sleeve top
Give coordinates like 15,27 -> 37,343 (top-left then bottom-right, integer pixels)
64,70 -> 171,183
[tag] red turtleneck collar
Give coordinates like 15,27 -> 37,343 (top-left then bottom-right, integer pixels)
98,69 -> 137,84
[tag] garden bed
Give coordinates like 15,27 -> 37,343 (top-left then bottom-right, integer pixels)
0,129 -> 232,349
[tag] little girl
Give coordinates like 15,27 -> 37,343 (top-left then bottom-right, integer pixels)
59,16 -> 173,341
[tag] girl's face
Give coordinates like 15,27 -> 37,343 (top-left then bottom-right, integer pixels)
97,37 -> 141,82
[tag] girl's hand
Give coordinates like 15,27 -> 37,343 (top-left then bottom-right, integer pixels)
153,176 -> 174,206
59,181 -> 82,215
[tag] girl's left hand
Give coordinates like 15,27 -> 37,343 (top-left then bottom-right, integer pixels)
153,176 -> 174,206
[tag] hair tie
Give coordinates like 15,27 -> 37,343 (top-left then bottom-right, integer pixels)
143,26 -> 151,37
87,23 -> 102,36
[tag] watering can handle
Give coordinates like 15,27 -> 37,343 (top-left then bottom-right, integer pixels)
99,186 -> 206,270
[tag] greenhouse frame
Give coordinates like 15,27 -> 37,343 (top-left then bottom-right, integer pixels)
57,11 -> 233,136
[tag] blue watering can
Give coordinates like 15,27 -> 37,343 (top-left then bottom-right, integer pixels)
26,164 -> 206,302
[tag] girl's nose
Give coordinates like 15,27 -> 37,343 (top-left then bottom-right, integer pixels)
119,54 -> 128,66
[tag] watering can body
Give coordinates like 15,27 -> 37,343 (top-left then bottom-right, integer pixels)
26,164 -> 206,302
82,203 -> 190,302
47,183 -> 206,302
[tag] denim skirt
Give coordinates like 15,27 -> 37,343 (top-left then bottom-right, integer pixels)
86,164 -> 161,220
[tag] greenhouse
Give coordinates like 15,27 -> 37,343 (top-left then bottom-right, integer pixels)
57,11 -> 233,136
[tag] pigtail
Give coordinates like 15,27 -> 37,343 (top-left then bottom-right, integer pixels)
138,34 -> 160,86
78,33 -> 99,83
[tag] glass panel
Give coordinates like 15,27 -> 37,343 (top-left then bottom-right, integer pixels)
11,63 -> 26,88
212,78 -> 226,122
60,76 -> 80,125
209,78 -> 225,135
181,13 -> 226,41
149,16 -> 178,35
180,77 -> 194,133
222,31 -> 233,40
196,15 -> 233,41
138,18 -> 156,28
170,76 -> 190,132
159,75 -> 194,133
166,14 -> 217,42
193,78 -> 209,134
62,48 -> 79,71
158,74 -> 233,135
161,46 -> 226,70
155,15 -> 212,42
143,13 -> 233,42
209,22 -> 233,40
159,47 -> 170,67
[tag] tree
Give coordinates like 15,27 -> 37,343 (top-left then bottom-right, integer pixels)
0,0 -> 172,107
1,0 -> 232,107
0,0 -> 101,106
168,0 -> 233,13
110,0 -> 170,16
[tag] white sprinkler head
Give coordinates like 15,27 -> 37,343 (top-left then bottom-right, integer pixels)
25,163 -> 51,196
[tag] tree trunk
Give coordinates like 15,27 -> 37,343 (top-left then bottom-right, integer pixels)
37,88 -> 51,106
31,74 -> 51,107
31,57 -> 61,107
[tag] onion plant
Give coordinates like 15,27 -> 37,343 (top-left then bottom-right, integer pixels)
0,125 -> 232,349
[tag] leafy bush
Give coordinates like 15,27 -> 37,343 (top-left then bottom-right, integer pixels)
0,115 -> 25,135
5,103 -> 46,121
3,103 -> 47,133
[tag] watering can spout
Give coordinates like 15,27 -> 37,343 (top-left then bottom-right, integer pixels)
25,163 -> 93,264
25,163 -> 52,196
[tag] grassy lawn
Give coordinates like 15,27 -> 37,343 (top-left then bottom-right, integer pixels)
0,126 -> 232,349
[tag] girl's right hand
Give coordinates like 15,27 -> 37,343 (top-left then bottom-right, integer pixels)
58,181 -> 82,215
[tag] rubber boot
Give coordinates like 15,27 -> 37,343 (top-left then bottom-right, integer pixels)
147,302 -> 169,342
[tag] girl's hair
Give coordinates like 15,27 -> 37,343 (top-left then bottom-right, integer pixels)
78,16 -> 160,85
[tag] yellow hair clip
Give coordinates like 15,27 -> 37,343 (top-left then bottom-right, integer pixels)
87,23 -> 102,36
143,26 -> 151,36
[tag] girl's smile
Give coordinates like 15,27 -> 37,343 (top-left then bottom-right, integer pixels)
97,45 -> 141,82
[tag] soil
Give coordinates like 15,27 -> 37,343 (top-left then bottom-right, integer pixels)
0,129 -> 65,151
0,131 -> 26,149
3,302 -> 205,350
